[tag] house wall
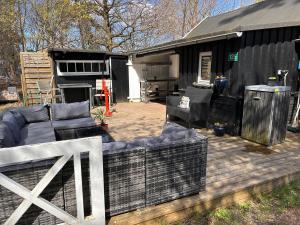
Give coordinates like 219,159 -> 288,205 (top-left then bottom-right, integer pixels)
177,26 -> 300,134
49,51 -> 128,103
177,26 -> 300,96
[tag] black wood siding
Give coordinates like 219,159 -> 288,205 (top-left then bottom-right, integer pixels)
49,51 -> 129,103
51,52 -> 110,87
111,57 -> 129,102
177,26 -> 300,96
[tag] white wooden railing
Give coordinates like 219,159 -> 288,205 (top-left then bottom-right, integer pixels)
0,137 -> 105,225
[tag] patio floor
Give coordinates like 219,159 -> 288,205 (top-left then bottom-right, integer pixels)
102,102 -> 300,225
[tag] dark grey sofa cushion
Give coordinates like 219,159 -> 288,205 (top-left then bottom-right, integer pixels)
19,125 -> 56,145
161,129 -> 198,143
27,121 -> 53,130
2,111 -> 21,143
127,136 -> 163,149
0,122 -> 15,147
166,105 -> 190,122
8,110 -> 26,128
18,105 -> 50,123
51,117 -> 96,130
103,141 -> 128,153
51,101 -> 90,121
161,122 -> 187,136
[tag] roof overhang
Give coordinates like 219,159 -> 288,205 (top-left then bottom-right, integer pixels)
133,32 -> 243,57
48,48 -> 128,57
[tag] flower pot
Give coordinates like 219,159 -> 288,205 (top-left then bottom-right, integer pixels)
101,123 -> 108,130
214,126 -> 225,137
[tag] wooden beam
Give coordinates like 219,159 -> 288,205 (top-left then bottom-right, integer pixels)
89,137 -> 106,225
74,153 -> 85,222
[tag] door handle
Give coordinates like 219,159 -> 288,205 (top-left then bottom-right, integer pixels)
253,96 -> 261,100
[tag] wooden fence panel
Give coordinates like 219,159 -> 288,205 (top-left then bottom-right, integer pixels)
20,52 -> 53,106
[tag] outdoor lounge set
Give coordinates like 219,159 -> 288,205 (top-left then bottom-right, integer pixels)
0,101 -> 208,224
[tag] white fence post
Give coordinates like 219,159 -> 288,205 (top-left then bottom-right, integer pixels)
0,137 -> 105,225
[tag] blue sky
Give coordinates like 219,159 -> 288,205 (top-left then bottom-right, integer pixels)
212,0 -> 256,16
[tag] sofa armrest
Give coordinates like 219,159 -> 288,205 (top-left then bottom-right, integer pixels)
166,96 -> 181,106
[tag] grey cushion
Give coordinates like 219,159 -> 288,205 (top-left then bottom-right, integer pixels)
185,86 -> 213,103
51,101 -> 90,121
127,136 -> 163,149
0,122 -> 15,147
103,141 -> 128,153
18,105 -> 50,123
27,121 -> 53,130
167,105 -> 190,121
162,129 -> 197,143
161,122 -> 187,136
19,125 -> 56,145
2,111 -> 21,143
51,117 -> 96,129
8,110 -> 26,128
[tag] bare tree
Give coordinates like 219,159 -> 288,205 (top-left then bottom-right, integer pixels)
0,0 -> 20,81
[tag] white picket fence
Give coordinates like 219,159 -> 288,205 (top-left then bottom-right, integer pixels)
0,137 -> 105,225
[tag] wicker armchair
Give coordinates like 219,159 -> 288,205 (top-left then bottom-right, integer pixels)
166,86 -> 213,127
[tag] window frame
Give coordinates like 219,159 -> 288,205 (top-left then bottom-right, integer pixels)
197,51 -> 212,82
56,60 -> 109,76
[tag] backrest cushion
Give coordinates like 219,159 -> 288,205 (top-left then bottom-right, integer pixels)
8,110 -> 26,128
18,105 -> 50,123
185,86 -> 213,103
51,101 -> 90,121
161,129 -> 198,144
0,122 -> 15,148
2,111 -> 21,144
161,122 -> 187,136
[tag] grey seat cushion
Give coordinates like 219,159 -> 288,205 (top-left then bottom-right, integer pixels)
51,117 -> 96,130
19,125 -> 56,145
0,122 -> 16,148
27,121 -> 53,130
51,101 -> 90,121
17,105 -> 50,123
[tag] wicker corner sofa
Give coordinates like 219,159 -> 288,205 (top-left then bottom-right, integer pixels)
0,101 -> 208,224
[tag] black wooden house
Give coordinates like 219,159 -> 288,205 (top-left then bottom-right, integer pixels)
48,48 -> 129,104
131,0 -> 300,134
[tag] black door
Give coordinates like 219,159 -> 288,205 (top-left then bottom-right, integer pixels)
111,57 -> 129,103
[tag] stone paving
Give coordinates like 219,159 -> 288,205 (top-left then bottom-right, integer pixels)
97,102 -> 167,141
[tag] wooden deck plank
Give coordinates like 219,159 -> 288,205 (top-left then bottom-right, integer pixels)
108,130 -> 300,225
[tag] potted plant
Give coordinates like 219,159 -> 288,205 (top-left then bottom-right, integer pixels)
92,108 -> 108,129
213,122 -> 226,137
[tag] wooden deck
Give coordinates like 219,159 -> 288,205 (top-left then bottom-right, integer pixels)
101,103 -> 300,225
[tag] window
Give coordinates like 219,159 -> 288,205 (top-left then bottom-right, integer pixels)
56,60 -> 109,76
198,52 -> 212,82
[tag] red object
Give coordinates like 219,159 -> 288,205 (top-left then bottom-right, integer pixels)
100,79 -> 112,117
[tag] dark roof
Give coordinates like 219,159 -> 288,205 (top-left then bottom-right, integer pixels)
186,0 -> 300,39
48,48 -> 128,56
134,0 -> 300,56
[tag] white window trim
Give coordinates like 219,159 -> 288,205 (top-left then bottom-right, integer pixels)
56,60 -> 110,76
197,51 -> 212,82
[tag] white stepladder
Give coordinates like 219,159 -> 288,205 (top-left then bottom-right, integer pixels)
0,137 -> 105,225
